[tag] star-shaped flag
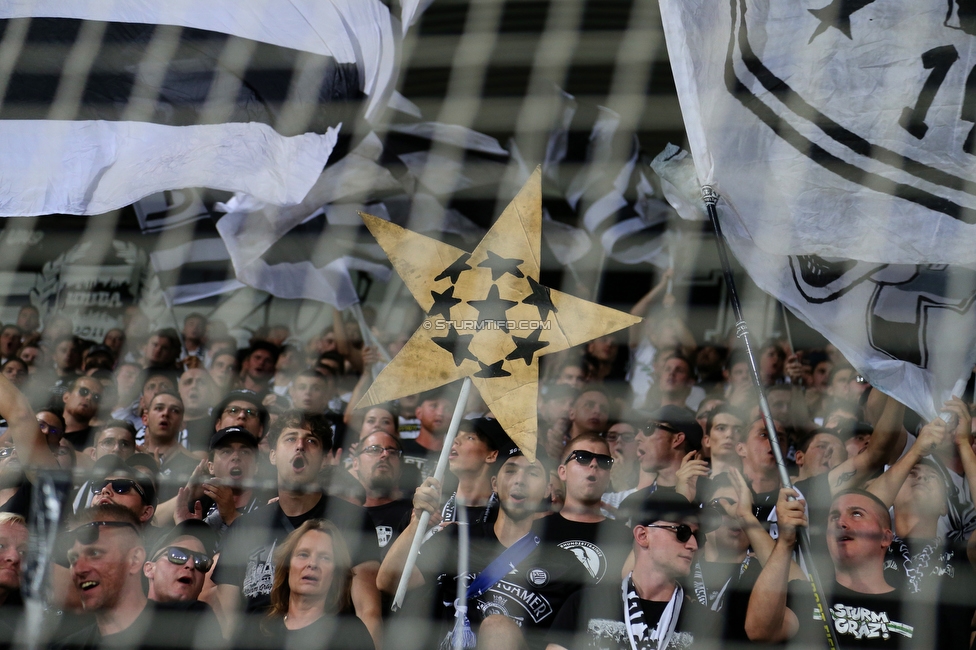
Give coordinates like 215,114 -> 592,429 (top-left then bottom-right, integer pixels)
356,168 -> 641,460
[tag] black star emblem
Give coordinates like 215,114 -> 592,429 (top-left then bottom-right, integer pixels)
808,0 -> 876,41
432,326 -> 477,367
474,359 -> 511,379
521,276 -> 557,321
505,327 -> 550,366
467,285 -> 517,332
478,250 -> 524,281
434,253 -> 472,283
429,286 -> 461,320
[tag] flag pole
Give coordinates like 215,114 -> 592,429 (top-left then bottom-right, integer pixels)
702,186 -> 839,650
392,376 -> 474,611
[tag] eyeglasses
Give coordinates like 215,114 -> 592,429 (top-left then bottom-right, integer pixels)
153,546 -> 213,573
77,386 -> 102,402
564,449 -> 614,470
0,447 -> 15,459
359,445 -> 402,458
68,520 -> 140,547
606,432 -> 636,443
92,478 -> 146,500
37,420 -> 62,437
223,406 -> 259,419
644,523 -> 702,545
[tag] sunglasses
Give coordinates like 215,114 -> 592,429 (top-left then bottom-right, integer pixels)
37,420 -> 63,437
92,478 -> 146,500
223,406 -> 259,419
359,445 -> 402,458
651,422 -> 682,435
0,447 -> 15,459
69,520 -> 140,547
77,386 -> 102,402
644,523 -> 702,545
565,449 -> 614,470
153,546 -> 213,573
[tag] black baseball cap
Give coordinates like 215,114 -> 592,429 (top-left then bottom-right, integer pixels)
643,405 -> 704,452
91,454 -> 158,509
209,426 -> 259,450
465,417 -> 520,463
635,493 -> 700,527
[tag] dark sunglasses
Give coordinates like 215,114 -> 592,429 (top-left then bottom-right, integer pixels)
644,523 -> 702,545
565,449 -> 614,470
651,422 -> 682,435
153,546 -> 213,573
77,386 -> 102,402
92,478 -> 146,500
69,520 -> 140,546
37,420 -> 62,437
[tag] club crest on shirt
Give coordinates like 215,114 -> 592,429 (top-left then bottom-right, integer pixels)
527,568 -> 549,587
558,540 -> 607,582
375,525 -> 393,547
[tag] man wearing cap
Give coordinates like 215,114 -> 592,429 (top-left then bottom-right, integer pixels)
89,456 -> 158,526
618,406 -> 708,524
542,434 -> 635,585
53,505 -> 220,650
211,410 -> 382,644
352,430 -> 413,557
379,449 -> 588,650
179,427 -> 264,538
545,494 -> 719,650
439,418 -> 515,527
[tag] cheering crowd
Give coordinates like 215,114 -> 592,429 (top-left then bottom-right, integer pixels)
0,274 -> 975,650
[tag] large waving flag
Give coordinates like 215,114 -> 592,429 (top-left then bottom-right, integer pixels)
658,0 -> 976,419
0,1 -> 399,216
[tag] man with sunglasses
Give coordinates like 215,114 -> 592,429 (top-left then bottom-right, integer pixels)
541,434 -> 634,585
546,493 -> 719,650
62,377 -> 104,451
618,406 -> 706,525
54,505 -> 217,650
352,430 -> 412,557
144,520 -> 216,604
89,455 -> 158,526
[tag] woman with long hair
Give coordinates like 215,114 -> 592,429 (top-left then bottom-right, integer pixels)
236,519 -> 374,650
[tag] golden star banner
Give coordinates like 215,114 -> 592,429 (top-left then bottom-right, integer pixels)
357,167 -> 640,460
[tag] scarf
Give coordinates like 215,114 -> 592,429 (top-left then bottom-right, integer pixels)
691,556 -> 750,611
622,574 -> 683,650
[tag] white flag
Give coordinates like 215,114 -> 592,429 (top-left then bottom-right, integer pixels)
654,146 -> 976,421
659,0 -> 976,266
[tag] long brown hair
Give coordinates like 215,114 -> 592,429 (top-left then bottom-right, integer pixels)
267,519 -> 352,620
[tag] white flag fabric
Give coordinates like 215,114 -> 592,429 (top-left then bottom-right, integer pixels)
0,0 -> 398,216
659,0 -> 976,266
654,146 -> 976,422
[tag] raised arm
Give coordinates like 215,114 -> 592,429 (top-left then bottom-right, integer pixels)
745,487 -> 804,643
0,373 -> 55,476
826,391 -> 905,495
868,416 -> 945,506
628,269 -> 672,347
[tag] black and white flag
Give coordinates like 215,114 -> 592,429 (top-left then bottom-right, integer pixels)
0,1 -> 399,216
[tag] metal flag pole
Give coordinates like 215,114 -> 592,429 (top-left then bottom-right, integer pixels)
702,186 -> 839,650
392,376 -> 473,610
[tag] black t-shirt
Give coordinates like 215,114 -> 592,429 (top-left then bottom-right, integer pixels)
413,518 -> 589,650
882,537 -> 975,649
680,557 -> 762,642
365,499 -> 413,557
183,418 -> 215,453
792,580 -> 915,648
64,426 -> 94,452
399,439 -> 439,481
234,611 -> 374,650
212,493 -> 380,613
546,584 -> 720,650
156,451 -> 203,503
50,601 -> 221,650
538,513 -> 634,585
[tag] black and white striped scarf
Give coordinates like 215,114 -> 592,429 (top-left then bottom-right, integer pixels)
622,574 -> 683,650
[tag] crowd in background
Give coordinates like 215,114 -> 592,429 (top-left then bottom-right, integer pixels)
0,267 -> 975,649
